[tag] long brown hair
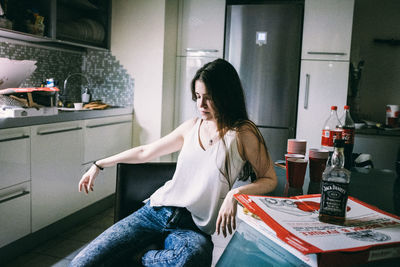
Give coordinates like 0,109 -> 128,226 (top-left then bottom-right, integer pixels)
191,59 -> 270,186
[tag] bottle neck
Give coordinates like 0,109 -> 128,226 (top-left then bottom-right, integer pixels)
345,110 -> 351,120
331,110 -> 341,127
331,147 -> 345,168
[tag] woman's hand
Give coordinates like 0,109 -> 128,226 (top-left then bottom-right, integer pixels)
216,191 -> 238,237
78,165 -> 99,194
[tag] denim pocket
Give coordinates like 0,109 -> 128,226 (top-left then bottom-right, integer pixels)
166,207 -> 182,228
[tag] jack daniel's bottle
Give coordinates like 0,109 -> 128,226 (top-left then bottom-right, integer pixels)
319,139 -> 351,224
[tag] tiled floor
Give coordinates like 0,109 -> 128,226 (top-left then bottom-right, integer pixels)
4,207 -> 233,267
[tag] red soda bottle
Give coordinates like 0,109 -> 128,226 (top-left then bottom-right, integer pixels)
321,106 -> 342,152
339,105 -> 355,170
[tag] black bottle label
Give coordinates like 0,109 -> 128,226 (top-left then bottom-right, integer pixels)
320,181 -> 349,217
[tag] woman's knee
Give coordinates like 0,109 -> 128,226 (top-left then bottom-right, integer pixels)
185,233 -> 213,266
143,231 -> 213,266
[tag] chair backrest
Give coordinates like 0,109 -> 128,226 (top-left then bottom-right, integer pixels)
114,162 -> 176,223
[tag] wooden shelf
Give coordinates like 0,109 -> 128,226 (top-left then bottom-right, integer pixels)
0,28 -> 53,43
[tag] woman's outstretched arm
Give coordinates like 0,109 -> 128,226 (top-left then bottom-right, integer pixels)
78,118 -> 197,194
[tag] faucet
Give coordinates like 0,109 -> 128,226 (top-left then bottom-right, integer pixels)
62,73 -> 91,103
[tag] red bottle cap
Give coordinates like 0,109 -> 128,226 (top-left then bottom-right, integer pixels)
344,105 -> 350,110
331,106 -> 337,110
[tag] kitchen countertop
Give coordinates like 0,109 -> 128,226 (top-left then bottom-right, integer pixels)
356,127 -> 400,137
0,106 -> 134,129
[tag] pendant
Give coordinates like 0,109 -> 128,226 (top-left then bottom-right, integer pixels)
209,139 -> 213,146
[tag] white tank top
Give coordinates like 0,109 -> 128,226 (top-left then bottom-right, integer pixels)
150,119 -> 245,234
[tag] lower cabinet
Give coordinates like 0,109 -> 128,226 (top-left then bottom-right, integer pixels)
0,114 -> 133,243
31,121 -> 84,232
0,127 -> 31,191
0,182 -> 31,247
79,115 -> 133,206
83,115 -> 133,164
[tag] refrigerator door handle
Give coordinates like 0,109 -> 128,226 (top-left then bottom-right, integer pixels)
304,74 -> 310,109
307,51 -> 347,56
185,48 -> 219,53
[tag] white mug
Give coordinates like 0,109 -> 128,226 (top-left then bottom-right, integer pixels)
74,102 -> 83,110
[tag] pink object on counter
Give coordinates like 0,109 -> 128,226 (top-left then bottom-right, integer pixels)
287,139 -> 307,155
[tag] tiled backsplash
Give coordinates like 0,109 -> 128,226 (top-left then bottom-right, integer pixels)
0,41 -> 134,107
83,49 -> 134,107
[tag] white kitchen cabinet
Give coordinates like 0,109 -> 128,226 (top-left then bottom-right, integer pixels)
177,0 -> 225,57
83,115 -> 133,164
0,127 -> 30,190
31,121 -> 84,232
296,60 -> 349,151
0,181 -> 31,248
302,0 -> 354,61
81,115 -> 132,203
0,112 -> 133,246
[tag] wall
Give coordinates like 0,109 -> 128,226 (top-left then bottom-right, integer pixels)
350,0 -> 400,123
0,40 -> 134,107
111,0 -> 177,160
161,0 -> 178,140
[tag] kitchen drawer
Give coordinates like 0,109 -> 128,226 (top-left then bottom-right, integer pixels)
0,181 -> 31,248
83,115 -> 132,164
0,127 -> 30,189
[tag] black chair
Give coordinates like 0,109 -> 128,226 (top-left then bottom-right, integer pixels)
114,162 -> 177,223
113,162 -> 177,266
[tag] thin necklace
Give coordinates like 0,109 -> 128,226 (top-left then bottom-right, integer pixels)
205,121 -> 218,146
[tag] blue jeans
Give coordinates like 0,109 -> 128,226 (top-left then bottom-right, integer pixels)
70,202 -> 213,267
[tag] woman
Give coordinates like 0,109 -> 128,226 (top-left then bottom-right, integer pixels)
71,59 -> 277,267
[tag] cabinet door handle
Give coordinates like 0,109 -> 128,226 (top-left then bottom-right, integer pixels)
307,51 -> 347,56
86,120 -> 131,129
0,134 -> 29,143
185,48 -> 219,53
37,127 -> 82,135
304,74 -> 310,109
0,190 -> 30,204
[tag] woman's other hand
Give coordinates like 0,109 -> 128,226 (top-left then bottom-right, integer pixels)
79,165 -> 99,194
216,191 -> 238,237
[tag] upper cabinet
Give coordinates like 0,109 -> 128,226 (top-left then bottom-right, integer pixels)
301,0 -> 354,61
0,0 -> 111,50
0,0 -> 51,41
55,0 -> 110,49
177,0 -> 225,57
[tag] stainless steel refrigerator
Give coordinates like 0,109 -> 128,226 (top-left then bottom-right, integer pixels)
225,2 -> 303,161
